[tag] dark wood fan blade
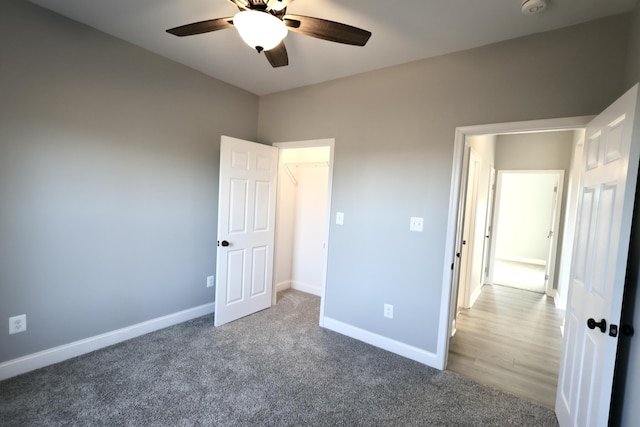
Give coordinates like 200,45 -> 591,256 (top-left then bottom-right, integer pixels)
166,17 -> 234,37
284,15 -> 371,46
264,42 -> 289,67
227,0 -> 250,11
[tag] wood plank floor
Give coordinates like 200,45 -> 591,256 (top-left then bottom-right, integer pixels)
447,284 -> 565,408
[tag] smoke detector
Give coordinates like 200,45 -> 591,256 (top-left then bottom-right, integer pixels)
522,0 -> 547,15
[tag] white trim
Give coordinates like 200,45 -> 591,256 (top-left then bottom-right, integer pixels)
469,284 -> 483,308
322,317 -> 439,367
495,255 -> 547,266
272,138 -> 335,328
437,116 -> 593,371
0,303 -> 214,381
291,280 -> 322,296
551,289 -> 567,310
275,280 -> 292,293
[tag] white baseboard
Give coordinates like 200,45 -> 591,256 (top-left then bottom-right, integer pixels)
0,303 -> 215,381
275,281 -> 292,293
291,280 -> 321,296
469,285 -> 483,308
322,316 -> 439,368
551,290 -> 566,310
496,255 -> 546,266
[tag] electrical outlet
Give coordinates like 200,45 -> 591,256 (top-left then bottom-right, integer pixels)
9,314 -> 26,334
410,217 -> 424,232
384,304 -> 393,319
207,275 -> 215,288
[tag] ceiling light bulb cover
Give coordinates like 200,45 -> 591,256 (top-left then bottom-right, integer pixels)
233,11 -> 288,52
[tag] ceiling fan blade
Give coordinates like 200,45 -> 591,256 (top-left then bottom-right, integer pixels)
264,42 -> 289,67
166,17 -> 234,37
284,15 -> 371,46
227,0 -> 250,11
266,0 -> 293,12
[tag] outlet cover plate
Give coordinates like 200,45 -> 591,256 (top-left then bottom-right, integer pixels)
9,314 -> 26,334
384,304 -> 393,319
410,217 -> 424,232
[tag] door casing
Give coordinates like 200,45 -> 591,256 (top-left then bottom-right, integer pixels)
437,116 -> 593,370
273,139 -> 335,326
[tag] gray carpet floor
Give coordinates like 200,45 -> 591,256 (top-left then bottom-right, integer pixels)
0,290 -> 558,426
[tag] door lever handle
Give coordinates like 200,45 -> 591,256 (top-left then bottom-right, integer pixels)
587,318 -> 607,333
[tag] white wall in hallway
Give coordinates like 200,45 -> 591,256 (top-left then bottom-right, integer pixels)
274,147 -> 330,295
494,172 -> 557,264
292,164 -> 329,295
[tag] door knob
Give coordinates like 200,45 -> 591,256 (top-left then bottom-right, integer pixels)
621,324 -> 635,337
219,240 -> 230,247
587,318 -> 607,333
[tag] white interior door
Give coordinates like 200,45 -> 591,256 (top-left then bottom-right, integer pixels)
458,150 -> 481,309
214,136 -> 278,327
481,167 -> 496,285
544,173 -> 564,295
556,84 -> 640,426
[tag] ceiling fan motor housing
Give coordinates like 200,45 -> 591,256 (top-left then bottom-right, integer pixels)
521,0 -> 547,15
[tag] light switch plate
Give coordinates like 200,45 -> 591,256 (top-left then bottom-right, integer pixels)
336,212 -> 344,225
410,217 -> 424,232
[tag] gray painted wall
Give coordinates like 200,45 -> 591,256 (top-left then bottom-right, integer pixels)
625,2 -> 640,89
495,132 -> 574,172
0,1 -> 258,362
258,15 -> 629,353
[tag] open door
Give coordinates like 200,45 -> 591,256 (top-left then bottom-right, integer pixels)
481,167 -> 496,285
544,173 -> 564,295
458,149 -> 482,309
556,84 -> 640,426
214,136 -> 278,327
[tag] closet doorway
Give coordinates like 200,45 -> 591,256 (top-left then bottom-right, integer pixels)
272,140 -> 334,316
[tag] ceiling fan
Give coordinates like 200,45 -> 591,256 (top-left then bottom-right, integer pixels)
166,0 -> 372,68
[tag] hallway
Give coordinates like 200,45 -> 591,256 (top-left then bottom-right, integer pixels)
447,284 -> 564,408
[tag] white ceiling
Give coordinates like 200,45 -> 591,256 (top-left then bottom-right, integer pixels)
28,0 -> 638,96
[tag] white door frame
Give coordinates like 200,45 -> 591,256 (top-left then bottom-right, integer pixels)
436,116 -> 593,370
272,138 -> 335,326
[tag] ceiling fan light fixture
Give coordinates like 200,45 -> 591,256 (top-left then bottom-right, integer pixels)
233,10 -> 288,52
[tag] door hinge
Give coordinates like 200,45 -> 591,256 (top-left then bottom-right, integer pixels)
545,274 -> 549,281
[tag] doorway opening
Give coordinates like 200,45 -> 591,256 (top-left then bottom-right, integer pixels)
441,118 -> 590,407
491,170 -> 564,295
272,139 -> 335,325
